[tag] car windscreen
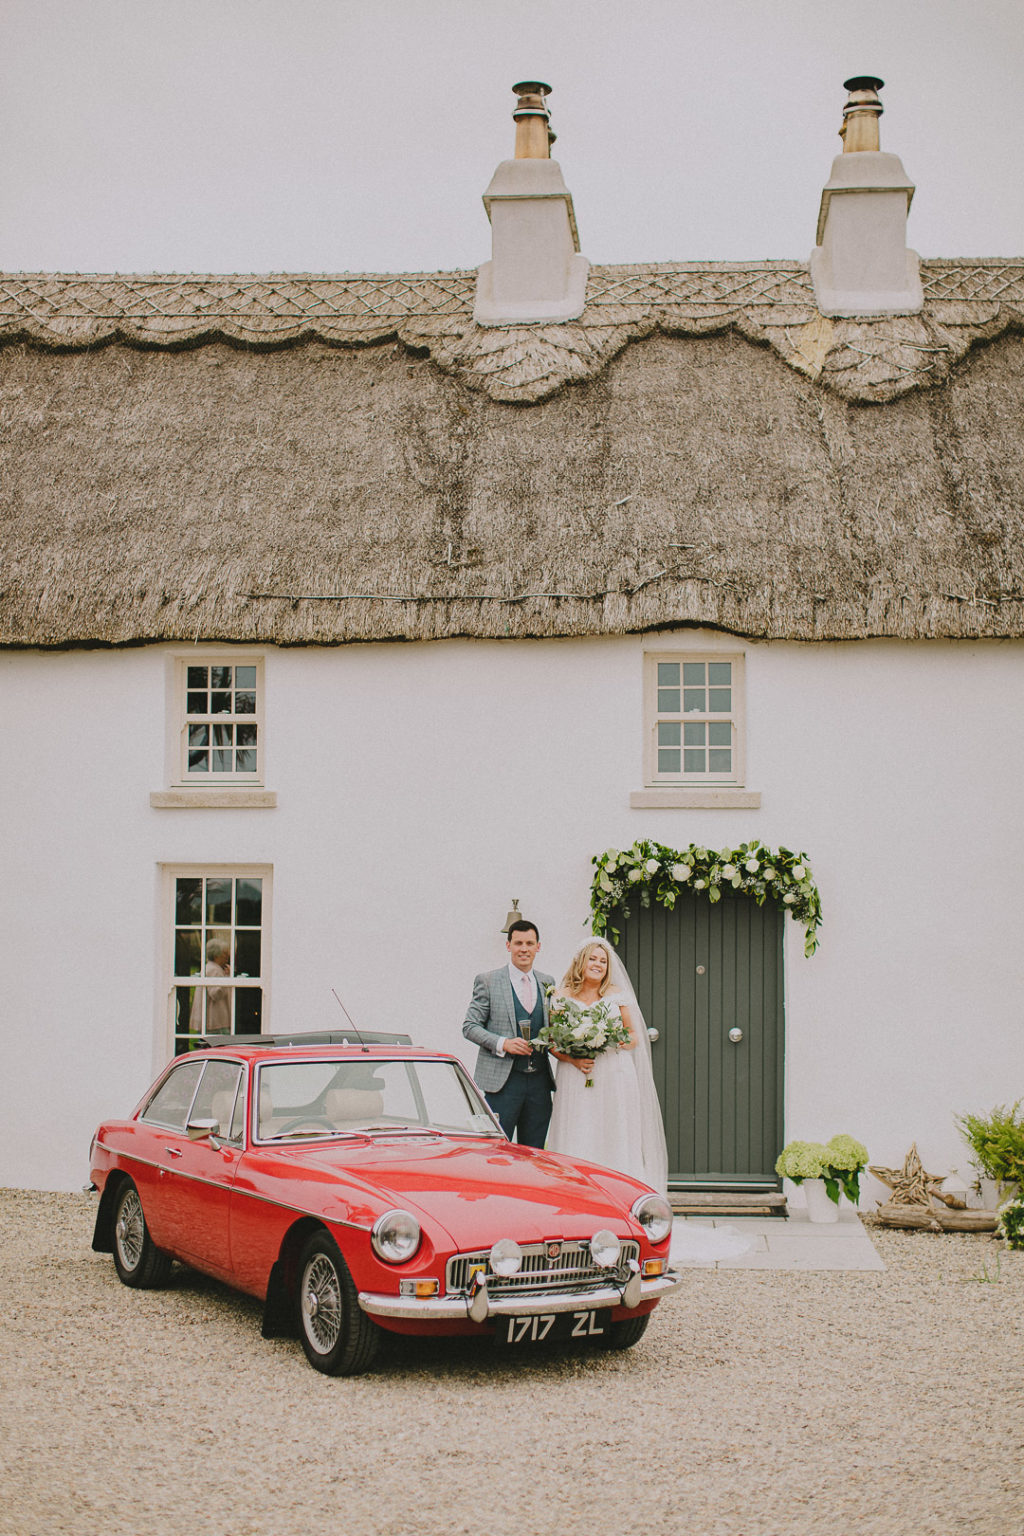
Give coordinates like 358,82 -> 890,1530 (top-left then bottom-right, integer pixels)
255,1058 -> 496,1141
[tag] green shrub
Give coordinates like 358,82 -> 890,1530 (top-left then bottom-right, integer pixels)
775,1134 -> 868,1205
955,1101 -> 1024,1188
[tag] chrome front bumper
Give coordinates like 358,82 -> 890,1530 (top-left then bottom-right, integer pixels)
358,1268 -> 684,1321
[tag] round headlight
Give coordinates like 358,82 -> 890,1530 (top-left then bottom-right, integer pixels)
371,1209 -> 421,1263
589,1229 -> 622,1269
630,1193 -> 673,1245
489,1238 -> 523,1277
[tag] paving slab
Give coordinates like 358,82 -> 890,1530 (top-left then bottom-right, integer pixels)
670,1211 -> 885,1271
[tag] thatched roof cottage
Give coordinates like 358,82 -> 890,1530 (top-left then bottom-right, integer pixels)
3,79 -> 1021,1199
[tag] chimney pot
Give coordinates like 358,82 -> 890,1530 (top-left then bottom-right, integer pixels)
840,74 -> 885,153
512,81 -> 553,159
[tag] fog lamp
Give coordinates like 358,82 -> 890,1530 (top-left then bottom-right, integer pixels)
489,1238 -> 523,1276
589,1229 -> 622,1269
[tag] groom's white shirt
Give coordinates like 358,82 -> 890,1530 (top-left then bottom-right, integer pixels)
496,962 -> 537,1054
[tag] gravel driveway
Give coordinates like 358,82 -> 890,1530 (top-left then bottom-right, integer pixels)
2,1189 -> 1022,1536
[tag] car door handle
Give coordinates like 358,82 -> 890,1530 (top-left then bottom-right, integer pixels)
164,1146 -> 183,1158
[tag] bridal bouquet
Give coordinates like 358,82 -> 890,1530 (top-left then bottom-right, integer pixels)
535,995 -> 631,1087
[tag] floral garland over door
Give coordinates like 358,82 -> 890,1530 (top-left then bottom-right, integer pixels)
589,840 -> 823,957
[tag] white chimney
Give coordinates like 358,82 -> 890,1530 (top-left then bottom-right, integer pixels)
810,76 -> 923,317
474,81 -> 589,327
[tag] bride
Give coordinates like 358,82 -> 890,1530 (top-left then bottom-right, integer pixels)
546,938 -> 668,1195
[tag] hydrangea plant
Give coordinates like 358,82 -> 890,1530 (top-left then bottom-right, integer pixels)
775,1134 -> 869,1205
590,839 -> 822,956
997,1197 -> 1024,1251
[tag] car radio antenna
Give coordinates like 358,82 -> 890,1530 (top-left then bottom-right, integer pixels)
332,988 -> 369,1052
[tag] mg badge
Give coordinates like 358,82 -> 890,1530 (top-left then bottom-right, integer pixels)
546,1241 -> 562,1260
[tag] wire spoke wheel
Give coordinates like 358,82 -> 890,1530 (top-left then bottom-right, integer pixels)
115,1187 -> 145,1272
294,1230 -> 380,1376
301,1253 -> 343,1353
110,1179 -> 172,1289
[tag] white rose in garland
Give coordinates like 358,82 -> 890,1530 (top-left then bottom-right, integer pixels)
745,858 -> 759,872
645,859 -> 660,874
671,864 -> 691,881
628,868 -> 643,883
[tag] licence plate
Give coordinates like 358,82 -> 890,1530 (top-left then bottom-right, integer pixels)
500,1309 -> 609,1344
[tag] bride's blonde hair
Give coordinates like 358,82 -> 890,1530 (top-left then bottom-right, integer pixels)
562,941 -> 613,997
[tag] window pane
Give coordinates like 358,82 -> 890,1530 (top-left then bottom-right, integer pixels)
211,691 -> 232,714
142,1060 -> 204,1129
188,751 -> 210,772
708,722 -> 732,746
657,687 -> 681,712
658,748 -> 681,773
684,749 -> 706,772
212,749 -> 232,771
683,688 -> 705,712
708,688 -> 732,711
683,722 -> 706,745
206,879 -> 232,924
230,1082 -> 247,1139
235,666 -> 257,689
708,749 -> 732,771
188,724 -> 209,747
235,749 -> 257,773
212,724 -> 233,747
707,662 -> 732,686
682,663 -> 705,685
211,666 -> 232,689
657,722 -> 681,748
186,691 -> 207,714
235,930 -> 262,977
174,986 -> 197,1048
236,879 -> 263,925
187,667 -> 208,689
175,878 -> 202,925
657,662 -> 680,687
236,723 -> 257,747
235,691 -> 257,714
234,987 -> 262,1033
174,929 -> 202,976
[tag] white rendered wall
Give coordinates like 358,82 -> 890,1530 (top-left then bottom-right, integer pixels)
2,633 -> 1022,1191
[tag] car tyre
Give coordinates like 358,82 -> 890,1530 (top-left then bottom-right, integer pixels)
295,1230 -> 380,1376
600,1312 -> 651,1350
111,1179 -> 172,1289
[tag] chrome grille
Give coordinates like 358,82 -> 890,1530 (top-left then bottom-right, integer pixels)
446,1240 -> 640,1296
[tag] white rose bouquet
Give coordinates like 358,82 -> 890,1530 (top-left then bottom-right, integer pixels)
535,995 -> 631,1088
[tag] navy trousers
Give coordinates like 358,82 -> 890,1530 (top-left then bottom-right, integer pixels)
485,1068 -> 552,1148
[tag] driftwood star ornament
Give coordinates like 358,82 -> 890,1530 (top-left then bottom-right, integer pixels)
869,1143 -> 944,1207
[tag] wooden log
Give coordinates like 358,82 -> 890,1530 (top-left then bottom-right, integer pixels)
874,1202 -> 997,1232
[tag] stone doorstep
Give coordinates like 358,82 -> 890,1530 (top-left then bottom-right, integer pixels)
669,1190 -> 787,1218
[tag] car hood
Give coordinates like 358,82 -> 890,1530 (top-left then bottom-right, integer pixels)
289,1136 -> 652,1248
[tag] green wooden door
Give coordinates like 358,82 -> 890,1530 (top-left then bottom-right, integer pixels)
615,889 -> 784,1188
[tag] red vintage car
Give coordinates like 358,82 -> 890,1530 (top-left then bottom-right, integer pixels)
88,1041 -> 682,1374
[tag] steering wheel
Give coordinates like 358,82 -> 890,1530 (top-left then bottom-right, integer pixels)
276,1115 -> 337,1134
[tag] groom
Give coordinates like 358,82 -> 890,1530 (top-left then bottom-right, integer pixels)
462,918 -> 556,1146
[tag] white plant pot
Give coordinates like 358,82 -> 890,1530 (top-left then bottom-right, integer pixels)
980,1178 -> 1002,1211
802,1178 -> 840,1223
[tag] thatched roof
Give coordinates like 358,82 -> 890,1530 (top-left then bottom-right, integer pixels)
1,257 -> 1023,648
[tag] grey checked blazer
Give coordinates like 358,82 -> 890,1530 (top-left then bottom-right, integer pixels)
462,966 -> 556,1093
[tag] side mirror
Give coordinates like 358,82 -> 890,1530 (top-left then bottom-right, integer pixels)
186,1117 -> 221,1142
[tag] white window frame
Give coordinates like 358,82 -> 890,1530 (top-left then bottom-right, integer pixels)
152,650 -> 275,808
172,652 -> 265,786
159,863 -> 273,1058
642,650 -> 747,788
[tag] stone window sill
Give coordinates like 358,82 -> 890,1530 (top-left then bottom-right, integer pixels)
150,789 -> 277,809
630,788 -> 762,810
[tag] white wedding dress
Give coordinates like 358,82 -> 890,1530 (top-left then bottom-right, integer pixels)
546,993 -> 657,1188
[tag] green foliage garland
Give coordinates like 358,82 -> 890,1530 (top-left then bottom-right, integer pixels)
590,839 -> 823,957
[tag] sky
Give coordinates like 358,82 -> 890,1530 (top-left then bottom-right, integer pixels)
0,0 -> 1021,275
